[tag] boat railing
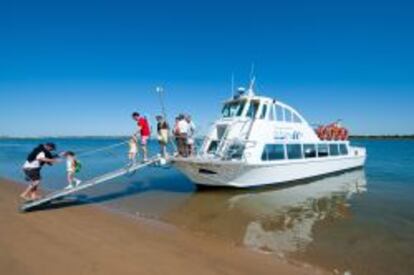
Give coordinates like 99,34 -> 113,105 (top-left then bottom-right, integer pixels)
196,119 -> 255,161
213,138 -> 257,161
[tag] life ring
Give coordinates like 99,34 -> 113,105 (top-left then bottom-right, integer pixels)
325,127 -> 333,140
332,126 -> 340,140
340,128 -> 349,140
316,127 -> 324,139
335,128 -> 348,140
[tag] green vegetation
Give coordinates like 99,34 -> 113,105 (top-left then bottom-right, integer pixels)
350,135 -> 414,140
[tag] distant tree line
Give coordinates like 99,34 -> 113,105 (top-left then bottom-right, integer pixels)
350,135 -> 414,140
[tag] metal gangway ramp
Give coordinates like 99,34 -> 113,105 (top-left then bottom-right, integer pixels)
20,156 -> 162,212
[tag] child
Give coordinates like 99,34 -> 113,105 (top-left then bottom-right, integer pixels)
64,151 -> 82,190
128,135 -> 138,165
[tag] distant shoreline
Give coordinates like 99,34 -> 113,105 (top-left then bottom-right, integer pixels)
0,136 -> 130,140
1,135 -> 414,140
349,135 -> 414,140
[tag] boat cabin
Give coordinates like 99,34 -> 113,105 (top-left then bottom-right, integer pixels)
173,85 -> 366,187
201,91 -> 351,163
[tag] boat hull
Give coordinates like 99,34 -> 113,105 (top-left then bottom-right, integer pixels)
173,154 -> 366,188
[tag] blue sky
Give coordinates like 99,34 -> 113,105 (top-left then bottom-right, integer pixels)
1,0 -> 413,136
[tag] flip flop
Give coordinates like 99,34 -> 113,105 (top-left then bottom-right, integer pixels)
31,196 -> 42,201
20,195 -> 31,201
22,198 -> 34,204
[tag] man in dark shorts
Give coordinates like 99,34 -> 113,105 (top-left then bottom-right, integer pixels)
20,143 -> 59,201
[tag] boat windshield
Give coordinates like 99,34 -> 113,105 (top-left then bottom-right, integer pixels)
222,100 -> 246,118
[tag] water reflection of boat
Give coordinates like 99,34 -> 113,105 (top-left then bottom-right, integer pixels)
162,169 -> 367,255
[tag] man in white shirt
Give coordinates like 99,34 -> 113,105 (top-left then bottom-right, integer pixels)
177,116 -> 189,135
20,143 -> 59,201
185,115 -> 196,155
175,114 -> 189,157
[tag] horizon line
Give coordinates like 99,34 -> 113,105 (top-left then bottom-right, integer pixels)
1,134 -> 414,139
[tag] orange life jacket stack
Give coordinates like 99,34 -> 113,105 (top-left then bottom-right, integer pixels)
316,122 -> 349,141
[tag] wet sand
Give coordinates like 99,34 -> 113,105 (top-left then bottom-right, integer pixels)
0,178 -> 325,275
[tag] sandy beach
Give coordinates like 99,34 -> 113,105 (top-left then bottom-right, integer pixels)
0,178 -> 325,275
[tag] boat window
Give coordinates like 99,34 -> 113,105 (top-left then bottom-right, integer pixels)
293,113 -> 302,123
287,144 -> 302,159
207,140 -> 218,153
222,101 -> 246,118
276,105 -> 284,121
269,104 -> 275,121
318,144 -> 329,157
261,144 -> 285,161
259,104 -> 268,119
304,144 -> 317,158
284,108 -> 293,123
339,144 -> 348,155
329,144 -> 340,156
246,101 -> 260,119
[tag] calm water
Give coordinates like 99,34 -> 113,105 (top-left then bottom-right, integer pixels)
1,138 -> 414,275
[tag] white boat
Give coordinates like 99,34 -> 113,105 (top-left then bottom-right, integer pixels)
173,81 -> 366,187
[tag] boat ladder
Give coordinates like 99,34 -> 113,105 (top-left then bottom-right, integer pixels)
20,156 -> 163,212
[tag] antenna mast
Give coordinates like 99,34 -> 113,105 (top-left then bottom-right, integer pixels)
156,86 -> 167,119
247,63 -> 256,96
231,73 -> 235,98
249,63 -> 255,80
